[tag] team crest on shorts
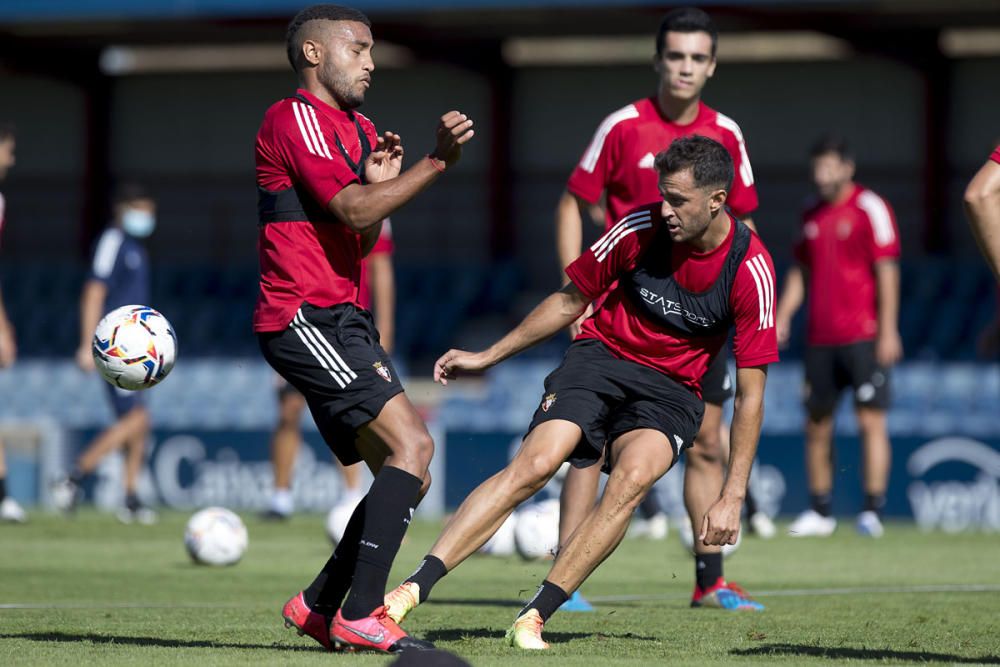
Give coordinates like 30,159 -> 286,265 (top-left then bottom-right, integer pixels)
373,361 -> 392,383
541,393 -> 557,412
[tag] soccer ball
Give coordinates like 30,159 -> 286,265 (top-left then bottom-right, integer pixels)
184,507 -> 248,566
325,502 -> 356,545
514,499 -> 561,561
479,512 -> 518,556
92,305 -> 177,390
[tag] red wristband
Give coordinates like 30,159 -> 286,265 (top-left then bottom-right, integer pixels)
426,154 -> 446,174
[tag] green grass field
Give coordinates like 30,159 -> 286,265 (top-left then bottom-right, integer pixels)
2,512 -> 999,666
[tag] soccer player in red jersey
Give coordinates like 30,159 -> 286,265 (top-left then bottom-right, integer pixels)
257,5 -> 474,654
0,123 -> 26,524
554,7 -> 769,613
263,222 -> 396,522
386,136 -> 778,648
776,136 -> 902,539
965,145 -> 1000,280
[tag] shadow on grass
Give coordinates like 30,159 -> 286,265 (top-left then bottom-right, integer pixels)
732,643 -> 1000,664
425,597 -> 523,609
424,627 -> 657,644
0,632 -> 319,652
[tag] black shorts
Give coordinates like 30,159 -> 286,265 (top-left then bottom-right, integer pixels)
701,350 -> 734,406
258,303 -> 403,465
105,382 -> 145,417
804,341 -> 890,417
527,339 -> 704,471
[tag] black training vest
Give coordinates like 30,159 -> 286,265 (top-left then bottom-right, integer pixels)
624,217 -> 752,338
257,93 -> 372,226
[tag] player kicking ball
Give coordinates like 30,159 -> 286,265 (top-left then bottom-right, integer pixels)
384,136 -> 778,649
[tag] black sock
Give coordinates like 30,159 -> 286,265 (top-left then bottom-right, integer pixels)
303,496 -> 368,614
638,491 -> 663,519
695,552 -> 724,591
864,493 -> 885,517
519,580 -> 569,623
0,477 -> 7,502
125,493 -> 140,512
406,554 -> 447,602
744,489 -> 759,517
811,492 -> 833,517
70,470 -> 84,486
340,466 -> 422,620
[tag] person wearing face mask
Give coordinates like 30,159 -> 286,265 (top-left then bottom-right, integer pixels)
51,184 -> 158,525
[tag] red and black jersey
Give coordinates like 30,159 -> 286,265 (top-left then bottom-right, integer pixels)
794,184 -> 901,346
567,98 -> 758,229
357,220 -> 394,311
991,145 -> 1000,165
254,88 -> 378,332
566,206 -> 778,396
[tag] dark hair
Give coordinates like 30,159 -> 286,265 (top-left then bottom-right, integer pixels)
286,4 -> 372,72
654,135 -> 733,191
810,135 -> 853,161
114,183 -> 152,206
656,7 -> 718,58
0,123 -> 15,143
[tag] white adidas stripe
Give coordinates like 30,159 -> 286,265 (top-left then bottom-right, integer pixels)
291,313 -> 349,388
745,253 -> 774,330
595,217 -> 652,263
291,102 -> 318,157
590,210 -> 651,256
580,104 -> 640,173
294,310 -> 357,382
291,310 -> 357,388
857,189 -> 895,247
305,105 -> 333,159
752,254 -> 774,328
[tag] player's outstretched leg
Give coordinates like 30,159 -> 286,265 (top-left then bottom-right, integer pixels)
685,404 -> 763,611
508,429 -> 674,649
385,420 -> 582,624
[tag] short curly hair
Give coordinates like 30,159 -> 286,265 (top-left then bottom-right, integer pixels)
654,135 -> 734,192
286,4 -> 371,72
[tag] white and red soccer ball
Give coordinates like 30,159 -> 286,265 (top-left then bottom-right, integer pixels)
92,305 -> 177,391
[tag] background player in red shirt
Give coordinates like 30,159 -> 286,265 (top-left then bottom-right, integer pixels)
0,122 -> 25,524
965,145 -> 1000,280
385,136 -> 778,648
776,136 -> 902,539
263,221 -> 395,522
554,7 -> 769,613
258,5 -> 474,654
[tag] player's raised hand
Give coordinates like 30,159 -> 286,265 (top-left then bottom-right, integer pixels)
700,496 -> 742,546
433,348 -> 489,385
430,111 -> 475,168
365,131 -> 404,184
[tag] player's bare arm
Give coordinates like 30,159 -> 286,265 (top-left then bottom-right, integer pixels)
434,284 -> 590,385
329,111 -> 474,231
555,191 -> 596,336
775,265 -> 806,348
964,158 -> 1000,280
874,258 -> 902,367
76,279 -> 107,372
700,365 -> 767,546
359,220 -> 384,256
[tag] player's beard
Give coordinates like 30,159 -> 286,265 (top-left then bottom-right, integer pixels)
320,60 -> 365,110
